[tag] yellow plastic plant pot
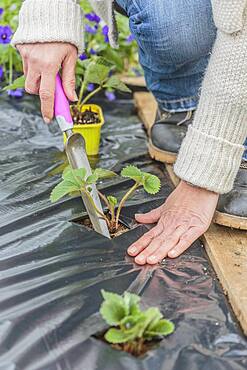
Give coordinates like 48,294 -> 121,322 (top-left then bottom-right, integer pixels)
64,104 -> 104,156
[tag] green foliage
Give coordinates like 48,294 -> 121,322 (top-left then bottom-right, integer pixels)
121,165 -> 161,195
50,166 -> 116,203
107,196 -> 118,208
2,74 -> 25,91
100,290 -> 175,345
104,76 -> 131,93
50,164 -> 161,230
78,56 -> 131,106
84,57 -> 114,86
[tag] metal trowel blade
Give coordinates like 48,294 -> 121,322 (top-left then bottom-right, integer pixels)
65,133 -> 110,238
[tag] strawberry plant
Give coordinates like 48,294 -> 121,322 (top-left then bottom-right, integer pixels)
99,290 -> 175,356
50,165 -> 161,234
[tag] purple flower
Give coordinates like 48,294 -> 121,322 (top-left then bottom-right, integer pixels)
87,83 -> 95,92
79,52 -> 88,61
0,8 -> 4,17
85,24 -> 98,35
0,66 -> 3,80
105,91 -> 116,102
126,34 -> 135,43
102,25 -> 109,43
85,12 -> 101,23
0,25 -> 12,44
8,88 -> 24,98
89,48 -> 97,55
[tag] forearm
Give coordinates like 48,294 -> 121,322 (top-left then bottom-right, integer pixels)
174,1 -> 247,194
11,0 -> 83,52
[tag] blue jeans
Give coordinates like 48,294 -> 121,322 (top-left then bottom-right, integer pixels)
116,0 -> 247,160
116,0 -> 216,112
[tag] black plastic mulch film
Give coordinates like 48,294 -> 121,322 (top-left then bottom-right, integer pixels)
0,95 -> 246,370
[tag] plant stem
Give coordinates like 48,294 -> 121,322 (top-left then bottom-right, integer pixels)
9,47 -> 13,85
78,79 -> 86,108
98,191 -> 116,223
80,85 -> 102,106
97,190 -> 110,208
83,189 -> 110,227
115,183 -> 139,227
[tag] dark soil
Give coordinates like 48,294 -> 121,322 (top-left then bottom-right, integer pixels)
71,106 -> 101,125
75,214 -> 129,239
95,331 -> 161,357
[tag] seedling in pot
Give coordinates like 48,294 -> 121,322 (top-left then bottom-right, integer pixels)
98,290 -> 175,357
50,165 -> 161,237
72,56 -> 131,124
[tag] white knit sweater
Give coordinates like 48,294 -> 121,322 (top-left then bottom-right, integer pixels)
12,0 -> 247,194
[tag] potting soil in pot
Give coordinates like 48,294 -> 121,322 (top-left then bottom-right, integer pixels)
0,94 -> 247,370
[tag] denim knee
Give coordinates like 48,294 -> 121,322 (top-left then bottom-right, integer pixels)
117,0 -> 216,65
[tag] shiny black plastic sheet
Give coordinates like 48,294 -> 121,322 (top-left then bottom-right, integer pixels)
0,95 -> 246,370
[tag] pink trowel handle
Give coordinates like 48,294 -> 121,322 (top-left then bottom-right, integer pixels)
54,74 -> 73,132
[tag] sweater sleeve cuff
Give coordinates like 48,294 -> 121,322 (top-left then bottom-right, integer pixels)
174,102 -> 245,194
11,0 -> 84,53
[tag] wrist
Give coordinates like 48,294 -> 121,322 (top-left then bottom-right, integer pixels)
180,180 -> 219,197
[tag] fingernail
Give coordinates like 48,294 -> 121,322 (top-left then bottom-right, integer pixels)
72,92 -> 78,101
137,255 -> 145,262
44,117 -> 50,124
148,255 -> 157,262
129,246 -> 137,254
169,250 -> 177,257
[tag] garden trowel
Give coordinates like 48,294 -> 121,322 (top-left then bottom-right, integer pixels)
54,74 -> 110,238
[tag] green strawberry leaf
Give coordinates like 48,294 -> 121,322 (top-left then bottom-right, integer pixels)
93,168 -> 117,179
104,328 -> 135,344
104,76 -> 131,93
138,308 -> 162,337
86,173 -> 99,185
143,173 -> 161,194
121,165 -> 143,182
107,196 -> 118,208
2,75 -> 25,91
100,291 -> 175,345
50,180 -> 80,203
100,290 -> 127,326
84,57 -> 113,85
120,315 -> 141,331
62,167 -> 87,186
145,319 -> 175,337
123,292 -> 141,315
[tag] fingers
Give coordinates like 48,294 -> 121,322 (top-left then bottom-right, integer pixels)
62,52 -> 78,102
25,70 -> 40,95
168,227 -> 204,258
136,225 -> 185,265
39,72 -> 56,123
135,204 -> 163,224
127,223 -> 164,259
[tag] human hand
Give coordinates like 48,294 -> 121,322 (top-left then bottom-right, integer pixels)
17,42 -> 78,123
128,181 -> 219,264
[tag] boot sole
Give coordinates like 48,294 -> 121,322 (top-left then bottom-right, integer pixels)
214,210 -> 247,230
148,140 -> 177,164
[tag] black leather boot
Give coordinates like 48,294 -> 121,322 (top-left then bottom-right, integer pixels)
149,107 -> 195,164
214,162 -> 247,230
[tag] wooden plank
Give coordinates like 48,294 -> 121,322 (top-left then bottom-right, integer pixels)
134,92 -> 157,133
134,91 -> 247,335
203,225 -> 247,335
